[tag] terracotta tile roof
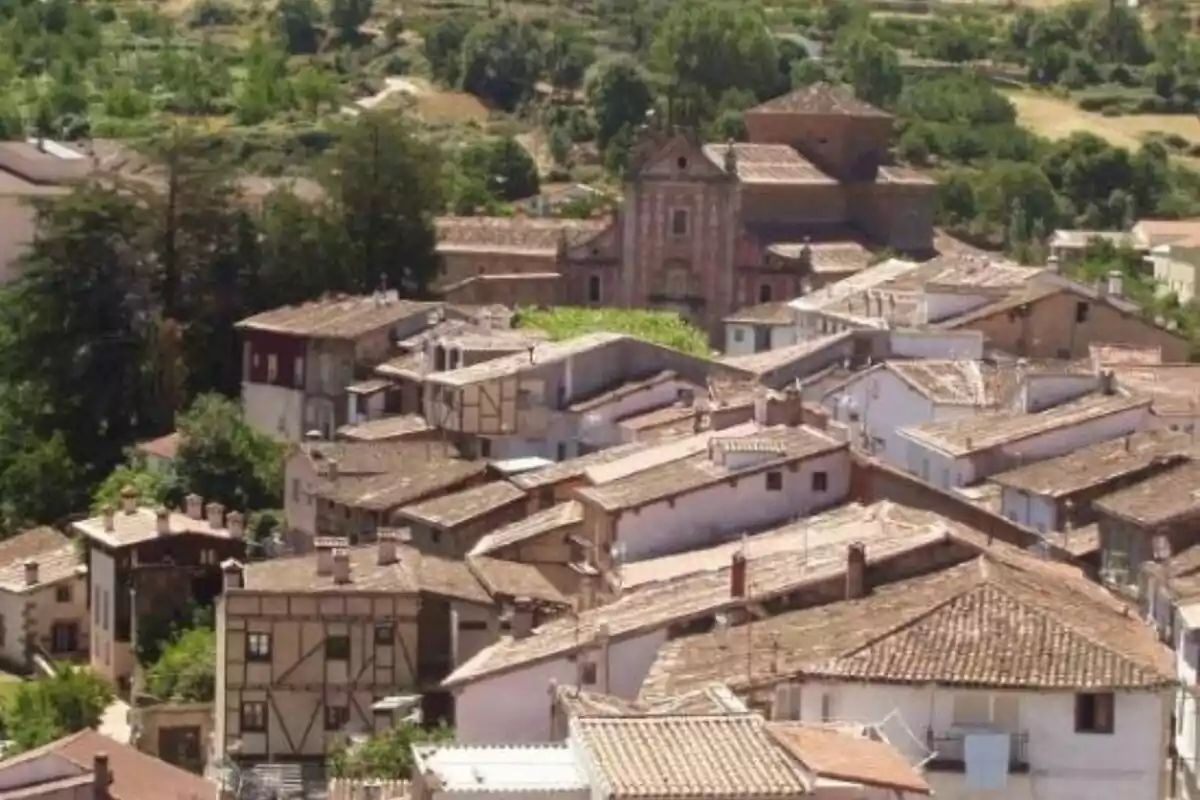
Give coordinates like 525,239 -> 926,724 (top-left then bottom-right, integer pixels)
989,429 -> 1195,498
766,724 -> 931,795
0,527 -> 69,569
467,557 -> 578,607
1145,543 -> 1200,600
1110,363 -> 1200,417
304,440 -> 449,476
337,414 -> 433,442
1095,459 -> 1200,526
395,481 -> 525,530
880,254 -> 1044,294
426,333 -> 627,387
718,333 -> 853,376
73,506 -> 235,549
641,555 -> 1172,700
239,542 -> 489,603
443,504 -> 952,688
0,544 -> 82,594
722,302 -> 797,326
703,143 -> 836,185
436,216 -> 606,256
0,729 -> 215,800
315,458 -> 486,512
509,441 -> 657,490
1091,343 -> 1163,368
750,82 -> 891,117
572,715 -> 811,799
555,683 -> 748,719
882,358 -> 1092,408
899,393 -> 1150,457
575,426 -> 845,512
237,295 -> 439,340
134,431 -> 182,460
469,501 -> 584,557
791,258 -> 922,313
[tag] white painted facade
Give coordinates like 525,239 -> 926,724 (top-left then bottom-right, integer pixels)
453,630 -> 668,744
612,448 -> 851,563
1144,585 -> 1200,800
773,680 -> 1169,800
88,548 -> 133,684
242,382 -> 306,442
888,330 -> 984,360
900,403 -> 1151,490
724,323 -> 798,357
997,488 -> 1059,534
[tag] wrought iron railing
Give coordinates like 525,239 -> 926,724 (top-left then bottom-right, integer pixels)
925,730 -> 1030,773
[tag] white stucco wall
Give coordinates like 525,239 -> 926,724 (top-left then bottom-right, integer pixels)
921,292 -> 994,324
614,449 -> 851,562
998,488 -> 1059,533
242,382 -> 305,441
786,681 -> 1166,800
0,590 -> 22,666
725,324 -> 798,356
888,330 -> 984,360
454,630 -> 668,744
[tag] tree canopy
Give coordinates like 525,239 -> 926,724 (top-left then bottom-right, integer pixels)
2,668 -> 113,754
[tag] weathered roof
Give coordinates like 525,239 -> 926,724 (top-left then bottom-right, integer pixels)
73,506 -> 235,549
469,501 -> 584,557
315,458 -> 486,512
572,715 -> 811,799
722,302 -> 796,326
718,333 -> 853,377
0,528 -> 82,594
467,557 -> 579,607
750,82 -> 891,118
412,743 -> 586,794
238,543 -> 489,603
1110,363 -> 1200,416
899,393 -> 1149,458
336,414 -> 432,442
703,143 -> 836,185
575,426 -> 844,512
1090,343 -> 1163,368
426,333 -> 627,387
510,441 -> 657,490
436,216 -> 607,256
790,258 -> 921,313
569,371 -> 691,414
767,724 -> 931,796
395,481 -> 525,530
641,556 -> 1172,699
989,429 -> 1194,498
554,683 -> 748,720
236,295 -> 437,339
881,359 -> 1086,407
1094,459 -> 1200,526
443,504 -> 952,688
134,431 -> 182,461
881,254 -> 1044,294
303,440 -> 446,476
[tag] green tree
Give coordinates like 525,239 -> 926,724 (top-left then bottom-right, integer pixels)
459,15 -> 543,111
92,458 -> 176,512
423,16 -> 475,87
329,0 -> 372,42
543,23 -> 595,94
586,56 -> 654,149
328,723 -> 454,779
836,27 -> 903,108
174,394 -> 285,512
276,0 -> 322,55
146,626 -> 216,702
3,668 -> 114,754
320,111 -> 444,294
457,137 -> 540,203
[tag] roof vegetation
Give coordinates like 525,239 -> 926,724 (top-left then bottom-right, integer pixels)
514,307 -> 711,356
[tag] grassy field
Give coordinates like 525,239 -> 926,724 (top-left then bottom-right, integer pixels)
1004,89 -> 1200,154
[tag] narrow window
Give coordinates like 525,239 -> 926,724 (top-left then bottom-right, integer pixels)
733,328 -> 745,343
671,208 -> 688,237
759,284 -> 773,303
588,274 -> 602,304
579,662 -> 598,685
766,471 -> 783,491
1075,302 -> 1089,323
241,702 -> 267,732
267,354 -> 278,383
246,632 -> 272,662
1075,693 -> 1115,734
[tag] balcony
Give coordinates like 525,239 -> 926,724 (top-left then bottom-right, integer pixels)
925,731 -> 1030,773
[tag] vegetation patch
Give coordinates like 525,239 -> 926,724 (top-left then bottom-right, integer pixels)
514,307 -> 712,356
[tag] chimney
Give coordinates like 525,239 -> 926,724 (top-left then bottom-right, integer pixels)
101,505 -> 115,533
222,559 -> 244,591
507,601 -> 534,640
185,493 -> 203,520
1107,270 -> 1124,298
227,511 -> 245,540
378,530 -> 398,565
23,559 -> 38,587
93,753 -> 110,800
1100,369 -> 1116,395
206,502 -> 225,530
846,542 -> 866,600
120,485 -> 138,514
314,537 -> 346,576
730,551 -> 747,598
326,459 -> 339,481
155,508 -> 170,536
332,548 -> 352,584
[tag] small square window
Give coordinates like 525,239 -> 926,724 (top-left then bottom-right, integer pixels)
246,632 -> 271,662
1075,692 -> 1115,734
325,704 -> 350,731
579,661 -> 598,685
480,439 -> 492,459
812,471 -> 828,492
374,623 -> 394,645
325,635 -> 350,661
766,471 -> 783,491
241,701 -> 267,732
733,328 -> 745,343
55,585 -> 71,604
671,209 -> 688,237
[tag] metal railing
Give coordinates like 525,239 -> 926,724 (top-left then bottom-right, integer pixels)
925,730 -> 1030,773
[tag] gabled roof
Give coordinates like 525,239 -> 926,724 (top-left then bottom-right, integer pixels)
1094,459 -> 1200,526
767,724 -> 930,796
749,82 -> 891,118
702,143 -> 836,185
436,216 -> 607,256
236,295 -> 438,339
469,501 -> 584,557
395,480 -> 525,531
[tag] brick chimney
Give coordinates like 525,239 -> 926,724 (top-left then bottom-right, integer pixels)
185,493 -> 203,520
332,548 -> 351,584
730,551 -> 747,599
205,502 -> 225,530
327,458 -> 340,481
846,542 -> 866,600
155,508 -> 170,536
120,485 -> 138,514
101,505 -> 115,533
378,530 -> 399,565
507,600 -> 535,640
23,559 -> 37,587
227,511 -> 245,540
222,559 -> 244,591
93,753 -> 110,800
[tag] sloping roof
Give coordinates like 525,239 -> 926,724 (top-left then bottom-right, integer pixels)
641,556 -> 1172,699
412,744 -> 586,793
1110,363 -> 1200,417
989,428 -> 1194,498
572,715 -> 811,799
425,333 -> 627,387
1090,343 -> 1163,368
1094,459 -> 1200,526
554,683 -> 748,720
883,359 -> 1086,407
718,333 -> 853,377
336,415 -> 433,442
469,501 -> 584,557
766,724 -> 931,795
702,143 -> 836,185
510,441 -> 658,490
722,302 -> 796,326
436,217 -> 607,256
467,557 -> 579,607
314,458 -> 487,511
72,507 -> 234,549
750,82 -> 891,118
0,729 -> 215,800
395,481 -> 525,530
236,296 -> 437,339
899,393 -> 1149,458
134,431 -> 182,461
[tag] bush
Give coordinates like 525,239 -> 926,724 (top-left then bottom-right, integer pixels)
146,627 -> 216,702
514,307 -> 711,356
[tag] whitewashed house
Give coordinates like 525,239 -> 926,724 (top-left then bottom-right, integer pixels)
723,302 -> 799,356
642,552 -> 1176,800
896,393 -> 1152,490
